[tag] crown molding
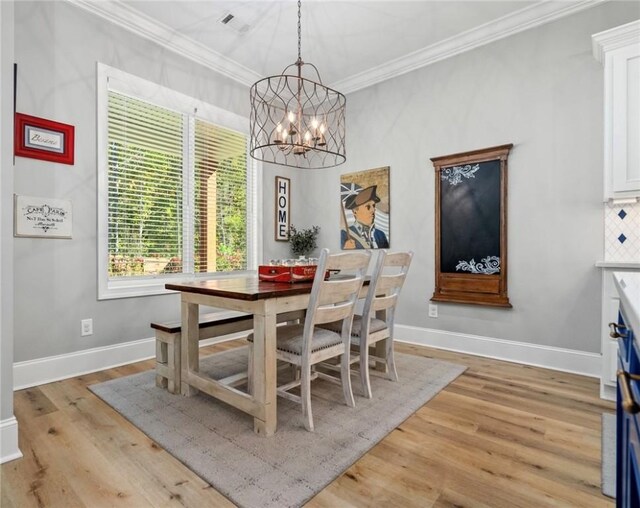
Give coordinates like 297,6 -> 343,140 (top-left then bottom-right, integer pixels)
332,0 -> 607,94
592,19 -> 640,63
67,0 -> 607,94
66,0 -> 261,87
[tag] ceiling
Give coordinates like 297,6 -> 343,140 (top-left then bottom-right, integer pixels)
74,0 -> 604,93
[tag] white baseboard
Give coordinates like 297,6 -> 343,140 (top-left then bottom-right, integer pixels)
1,417 -> 22,464
13,331 -> 249,391
14,323 -> 602,391
601,382 -> 616,401
395,325 -> 602,378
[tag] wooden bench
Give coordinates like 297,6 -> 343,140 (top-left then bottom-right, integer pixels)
152,310 -> 304,394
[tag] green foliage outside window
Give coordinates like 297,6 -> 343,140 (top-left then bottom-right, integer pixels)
108,141 -> 183,276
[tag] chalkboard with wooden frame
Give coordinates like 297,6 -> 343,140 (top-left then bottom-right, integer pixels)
431,144 -> 512,307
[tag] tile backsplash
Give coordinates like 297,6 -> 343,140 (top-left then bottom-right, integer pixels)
605,201 -> 640,262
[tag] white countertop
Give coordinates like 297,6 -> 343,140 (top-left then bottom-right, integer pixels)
596,262 -> 640,269
614,271 -> 640,336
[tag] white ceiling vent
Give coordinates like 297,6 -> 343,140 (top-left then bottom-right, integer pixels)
218,12 -> 251,34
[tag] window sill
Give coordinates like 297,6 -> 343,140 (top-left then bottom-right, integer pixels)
97,271 -> 257,300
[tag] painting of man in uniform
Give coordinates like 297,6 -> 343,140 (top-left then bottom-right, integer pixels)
340,166 -> 390,250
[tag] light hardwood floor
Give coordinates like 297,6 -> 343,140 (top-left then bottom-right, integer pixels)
1,341 -> 615,507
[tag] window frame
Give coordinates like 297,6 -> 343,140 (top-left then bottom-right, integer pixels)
97,63 -> 262,300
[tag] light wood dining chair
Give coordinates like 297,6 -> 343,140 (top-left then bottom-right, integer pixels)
248,248 -> 370,431
322,251 -> 413,399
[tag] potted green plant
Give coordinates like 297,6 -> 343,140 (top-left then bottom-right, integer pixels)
289,225 -> 320,258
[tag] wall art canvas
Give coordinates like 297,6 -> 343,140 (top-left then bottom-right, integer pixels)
14,194 -> 72,239
340,166 -> 390,250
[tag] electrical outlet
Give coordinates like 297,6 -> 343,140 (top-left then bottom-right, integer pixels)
428,304 -> 438,318
81,318 -> 93,336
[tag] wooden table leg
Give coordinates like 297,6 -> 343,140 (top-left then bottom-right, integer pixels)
181,300 -> 199,397
252,300 -> 277,436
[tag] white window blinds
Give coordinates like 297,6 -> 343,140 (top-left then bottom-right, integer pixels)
193,119 -> 248,273
108,92 -> 184,277
106,91 -> 249,279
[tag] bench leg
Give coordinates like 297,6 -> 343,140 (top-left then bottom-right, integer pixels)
156,330 -> 180,394
156,339 -> 168,389
169,333 -> 181,394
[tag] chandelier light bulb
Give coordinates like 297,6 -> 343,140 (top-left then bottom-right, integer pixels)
288,111 -> 297,136
273,123 -> 284,144
318,123 -> 327,146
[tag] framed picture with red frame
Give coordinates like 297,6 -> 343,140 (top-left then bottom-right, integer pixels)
14,113 -> 75,165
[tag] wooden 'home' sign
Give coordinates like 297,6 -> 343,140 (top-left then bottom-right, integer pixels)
431,144 -> 513,307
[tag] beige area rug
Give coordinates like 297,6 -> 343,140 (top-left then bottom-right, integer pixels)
90,346 -> 465,508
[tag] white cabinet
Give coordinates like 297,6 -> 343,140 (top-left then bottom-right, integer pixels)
593,21 -> 640,202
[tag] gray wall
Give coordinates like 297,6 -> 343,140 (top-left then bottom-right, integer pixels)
290,2 -> 640,353
1,0 -> 15,422
261,163 -> 312,262
9,1 -> 640,369
12,1 -> 249,361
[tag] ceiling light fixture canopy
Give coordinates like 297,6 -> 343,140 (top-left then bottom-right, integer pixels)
249,0 -> 346,169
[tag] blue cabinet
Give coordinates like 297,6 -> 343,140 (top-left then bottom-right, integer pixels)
617,309 -> 640,507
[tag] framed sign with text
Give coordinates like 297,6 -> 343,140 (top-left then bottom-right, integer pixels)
14,113 -> 75,165
275,176 -> 290,241
431,144 -> 512,307
14,194 -> 73,239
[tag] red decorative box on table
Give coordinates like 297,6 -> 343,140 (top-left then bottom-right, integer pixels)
258,265 -> 318,283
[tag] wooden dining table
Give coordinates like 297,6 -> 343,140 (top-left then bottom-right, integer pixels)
165,276 -> 375,437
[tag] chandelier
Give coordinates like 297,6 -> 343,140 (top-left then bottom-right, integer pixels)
249,0 -> 346,169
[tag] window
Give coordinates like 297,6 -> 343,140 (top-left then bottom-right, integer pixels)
97,64 -> 260,299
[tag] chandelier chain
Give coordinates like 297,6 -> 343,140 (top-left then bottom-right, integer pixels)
297,0 -> 302,62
